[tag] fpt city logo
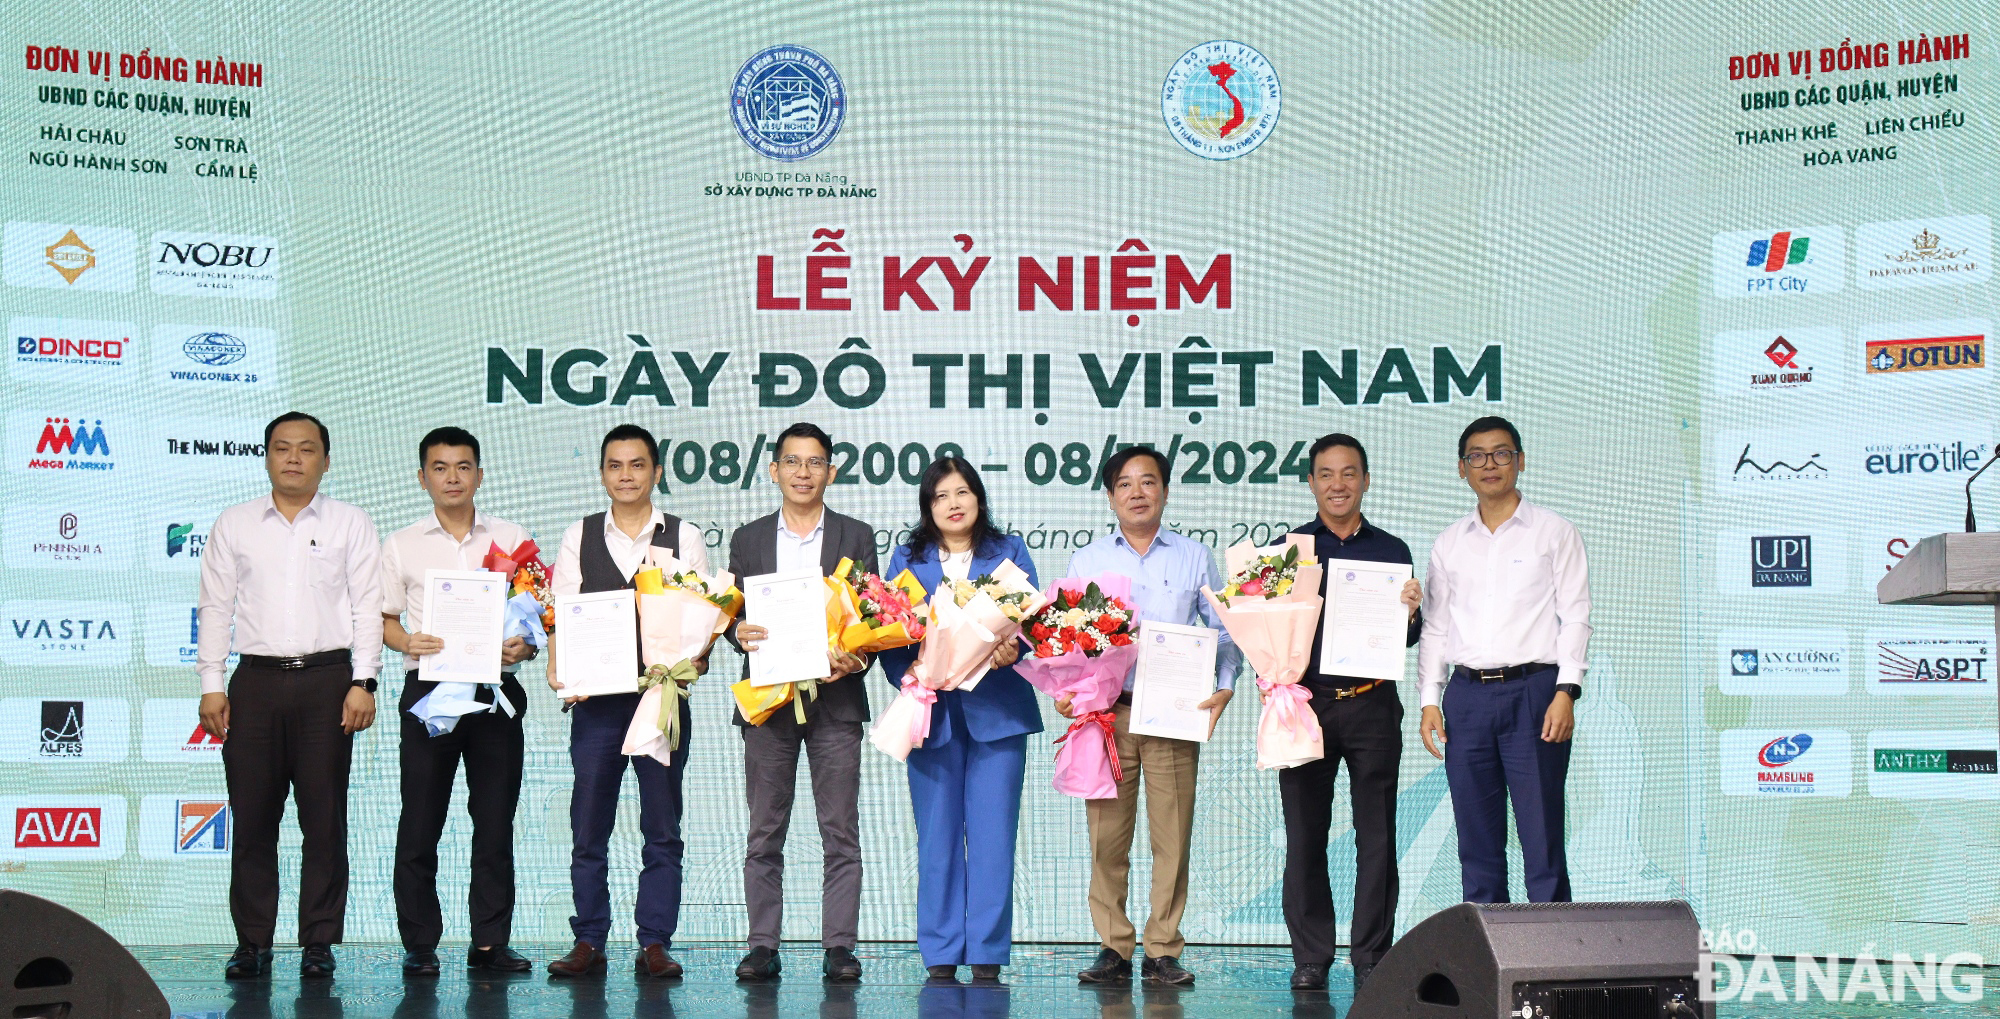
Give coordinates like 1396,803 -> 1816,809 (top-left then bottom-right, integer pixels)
1162,41 -> 1281,160
731,46 -> 845,161
1746,231 -> 1812,273
1711,225 -> 1844,298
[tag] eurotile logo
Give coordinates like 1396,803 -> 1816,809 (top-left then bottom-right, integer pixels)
1716,631 -> 1847,696
1712,225 -> 1844,298
154,323 -> 278,389
0,697 -> 129,762
149,231 -> 279,298
2,222 -> 137,292
1,796 -> 125,858
1721,729 -> 1851,796
1855,214 -> 1992,290
1857,426 -> 1989,480
1710,327 -> 1840,397
1869,635 -> 1992,697
138,794 -> 229,859
7,316 -> 136,384
140,697 -> 224,762
0,600 -> 131,666
1867,730 -> 1999,799
2,503 -> 133,571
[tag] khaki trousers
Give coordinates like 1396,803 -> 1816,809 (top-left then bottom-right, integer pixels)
1084,702 -> 1200,959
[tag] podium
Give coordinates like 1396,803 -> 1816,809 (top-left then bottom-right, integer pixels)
1879,534 -> 2000,725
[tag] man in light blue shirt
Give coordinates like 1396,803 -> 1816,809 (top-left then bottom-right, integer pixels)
1062,446 -> 1239,988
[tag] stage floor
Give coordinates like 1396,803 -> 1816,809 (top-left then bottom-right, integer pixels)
137,944 -> 1989,1017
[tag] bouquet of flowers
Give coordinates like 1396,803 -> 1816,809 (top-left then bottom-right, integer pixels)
868,559 -> 1046,762
622,548 -> 742,765
482,539 -> 555,647
1203,535 -> 1326,770
826,557 -> 927,654
1014,575 -> 1141,799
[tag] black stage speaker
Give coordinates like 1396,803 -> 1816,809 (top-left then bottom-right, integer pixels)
1349,900 -> 1704,1019
0,889 -> 170,1019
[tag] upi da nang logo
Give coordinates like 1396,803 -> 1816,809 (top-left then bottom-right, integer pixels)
1162,41 -> 1280,160
732,46 -> 845,161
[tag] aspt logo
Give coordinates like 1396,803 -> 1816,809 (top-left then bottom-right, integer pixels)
731,45 -> 845,161
1162,41 -> 1281,160
7,409 -> 119,474
1711,225 -> 1845,298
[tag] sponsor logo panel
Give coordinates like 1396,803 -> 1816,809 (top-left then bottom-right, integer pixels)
1854,215 -> 1992,290
0,796 -> 127,859
2,222 -> 137,292
154,417 -> 268,475
149,231 -> 279,298
1710,225 -> 1845,298
152,323 -> 279,390
143,511 -> 216,573
1712,429 -> 1833,491
7,316 -> 137,384
0,697 -> 129,762
1716,631 -> 1848,695
1858,319 -> 1989,383
6,409 -> 123,475
2,503 -> 133,571
1857,424 -> 1990,483
1715,530 -> 1848,593
1161,41 -> 1282,160
0,600 -> 132,666
1720,729 -> 1851,796
138,794 -> 230,859
140,697 -> 225,761
1867,730 -> 1999,799
1710,327 -> 1840,397
1867,634 -> 1992,696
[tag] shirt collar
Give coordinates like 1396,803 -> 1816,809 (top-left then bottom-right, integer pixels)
423,509 -> 488,540
779,510 -> 825,542
1113,527 -> 1174,554
1303,515 -> 1373,542
1463,497 -> 1535,535
603,506 -> 665,539
258,492 -> 323,522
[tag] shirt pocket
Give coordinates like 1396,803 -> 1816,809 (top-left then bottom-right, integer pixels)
1507,551 -> 1555,602
308,543 -> 348,594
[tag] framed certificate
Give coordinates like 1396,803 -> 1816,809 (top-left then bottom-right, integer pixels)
744,569 -> 833,687
1129,621 -> 1219,742
553,590 -> 639,697
420,569 -> 507,684
1319,559 -> 1413,682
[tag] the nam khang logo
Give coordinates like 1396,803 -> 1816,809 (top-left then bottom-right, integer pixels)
158,417 -> 267,474
2,222 -> 137,292
731,46 -> 845,162
1162,41 -> 1281,160
1710,225 -> 1845,298
1855,214 -> 1992,290
149,231 -> 279,298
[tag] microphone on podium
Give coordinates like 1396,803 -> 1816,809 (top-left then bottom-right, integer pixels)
1965,450 -> 1999,531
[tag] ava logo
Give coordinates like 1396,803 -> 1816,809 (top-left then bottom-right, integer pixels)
732,46 -> 844,161
38,701 -> 82,756
1867,334 -> 1984,373
1751,536 -> 1811,587
43,229 -> 96,284
15,806 -> 100,848
176,800 -> 229,854
1746,231 -> 1813,272
1730,650 -> 1759,676
1758,733 -> 1812,767
1162,41 -> 1281,160
181,331 -> 245,366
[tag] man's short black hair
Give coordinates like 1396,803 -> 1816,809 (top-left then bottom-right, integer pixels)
265,411 -> 329,453
1458,415 -> 1523,458
1307,433 -> 1368,475
600,423 -> 659,466
773,421 -> 833,459
419,426 -> 480,467
1099,445 -> 1171,491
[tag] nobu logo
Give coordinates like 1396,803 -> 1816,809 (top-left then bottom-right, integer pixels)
155,241 -> 271,268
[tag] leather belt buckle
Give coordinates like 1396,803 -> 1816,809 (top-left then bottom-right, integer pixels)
1331,680 -> 1380,700
1475,668 -> 1507,682
272,657 -> 307,670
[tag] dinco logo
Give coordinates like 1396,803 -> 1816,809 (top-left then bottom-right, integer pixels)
149,231 -> 279,299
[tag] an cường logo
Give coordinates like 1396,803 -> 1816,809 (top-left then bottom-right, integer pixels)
1162,41 -> 1280,160
1716,631 -> 1847,696
732,46 -> 845,161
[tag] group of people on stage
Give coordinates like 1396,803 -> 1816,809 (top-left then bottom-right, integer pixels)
194,410 -> 1590,992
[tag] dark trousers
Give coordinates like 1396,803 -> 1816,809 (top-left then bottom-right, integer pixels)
568,692 -> 690,949
393,670 -> 528,951
1279,681 -> 1403,970
1442,665 -> 1571,903
221,660 -> 354,948
741,718 -> 863,950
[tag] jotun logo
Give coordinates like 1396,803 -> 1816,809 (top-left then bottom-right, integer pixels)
1868,334 -> 1984,374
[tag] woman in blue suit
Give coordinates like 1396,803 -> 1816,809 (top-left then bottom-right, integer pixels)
880,457 -> 1042,983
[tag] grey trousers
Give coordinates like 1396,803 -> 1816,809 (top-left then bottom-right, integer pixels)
741,718 -> 863,949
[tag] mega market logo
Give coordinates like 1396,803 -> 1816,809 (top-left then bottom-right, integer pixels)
175,800 -> 229,854
1751,535 -> 1812,587
1867,334 -> 1984,374
731,46 -> 845,161
27,415 -> 113,471
1162,41 -> 1281,160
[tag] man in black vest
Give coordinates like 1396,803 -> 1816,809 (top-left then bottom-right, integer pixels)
726,422 -> 878,982
543,424 -> 711,979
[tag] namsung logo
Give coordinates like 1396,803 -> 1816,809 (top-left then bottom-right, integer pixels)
1162,41 -> 1282,160
1721,729 -> 1851,796
2,222 -> 136,292
1856,215 -> 1992,290
1711,225 -> 1845,298
731,46 -> 845,161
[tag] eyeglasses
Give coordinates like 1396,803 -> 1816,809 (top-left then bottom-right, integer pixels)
1460,450 -> 1519,467
779,456 -> 830,473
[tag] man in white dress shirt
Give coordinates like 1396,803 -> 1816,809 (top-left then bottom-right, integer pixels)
196,412 -> 383,981
1417,416 -> 1591,904
380,427 -> 538,976
542,424 -> 709,980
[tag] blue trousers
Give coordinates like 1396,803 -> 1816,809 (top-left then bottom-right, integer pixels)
907,726 -> 1028,966
1441,666 -> 1571,904
567,692 -> 690,948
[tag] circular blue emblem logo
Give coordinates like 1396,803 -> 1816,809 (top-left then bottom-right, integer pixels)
182,331 -> 246,366
732,45 -> 845,161
1161,41 -> 1281,160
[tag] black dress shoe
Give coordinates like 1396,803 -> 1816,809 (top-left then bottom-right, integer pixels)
823,946 -> 862,982
1353,961 -> 1375,992
1291,963 -> 1328,990
969,964 -> 1001,982
300,943 -> 336,979
736,945 -> 782,981
1077,947 -> 1133,983
224,945 -> 271,980
1141,954 -> 1194,986
926,965 -> 958,982
402,950 -> 440,977
467,945 -> 532,973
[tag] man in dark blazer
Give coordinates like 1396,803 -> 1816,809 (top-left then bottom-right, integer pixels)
726,422 -> 879,983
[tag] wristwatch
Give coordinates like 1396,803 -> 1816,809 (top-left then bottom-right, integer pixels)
1555,683 -> 1582,701
350,678 -> 378,694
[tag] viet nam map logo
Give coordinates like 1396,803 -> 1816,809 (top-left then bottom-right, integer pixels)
732,45 -> 845,161
1162,41 -> 1281,160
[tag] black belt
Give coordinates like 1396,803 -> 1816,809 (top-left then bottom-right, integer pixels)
1453,663 -> 1555,683
241,649 -> 351,670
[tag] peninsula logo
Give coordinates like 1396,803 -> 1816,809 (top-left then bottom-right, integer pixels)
1162,41 -> 1281,160
0,602 -> 131,666
1711,327 -> 1838,396
1711,225 -> 1845,298
1855,214 -> 1992,290
1717,632 -> 1846,695
3,222 -> 137,291
1751,535 -> 1811,587
149,231 -> 280,298
1721,729 -> 1850,796
155,324 -> 276,389
731,45 -> 845,162
38,700 -> 82,756
3,503 -> 132,570
1870,636 -> 1991,696
8,316 -> 134,383
175,800 -> 229,854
